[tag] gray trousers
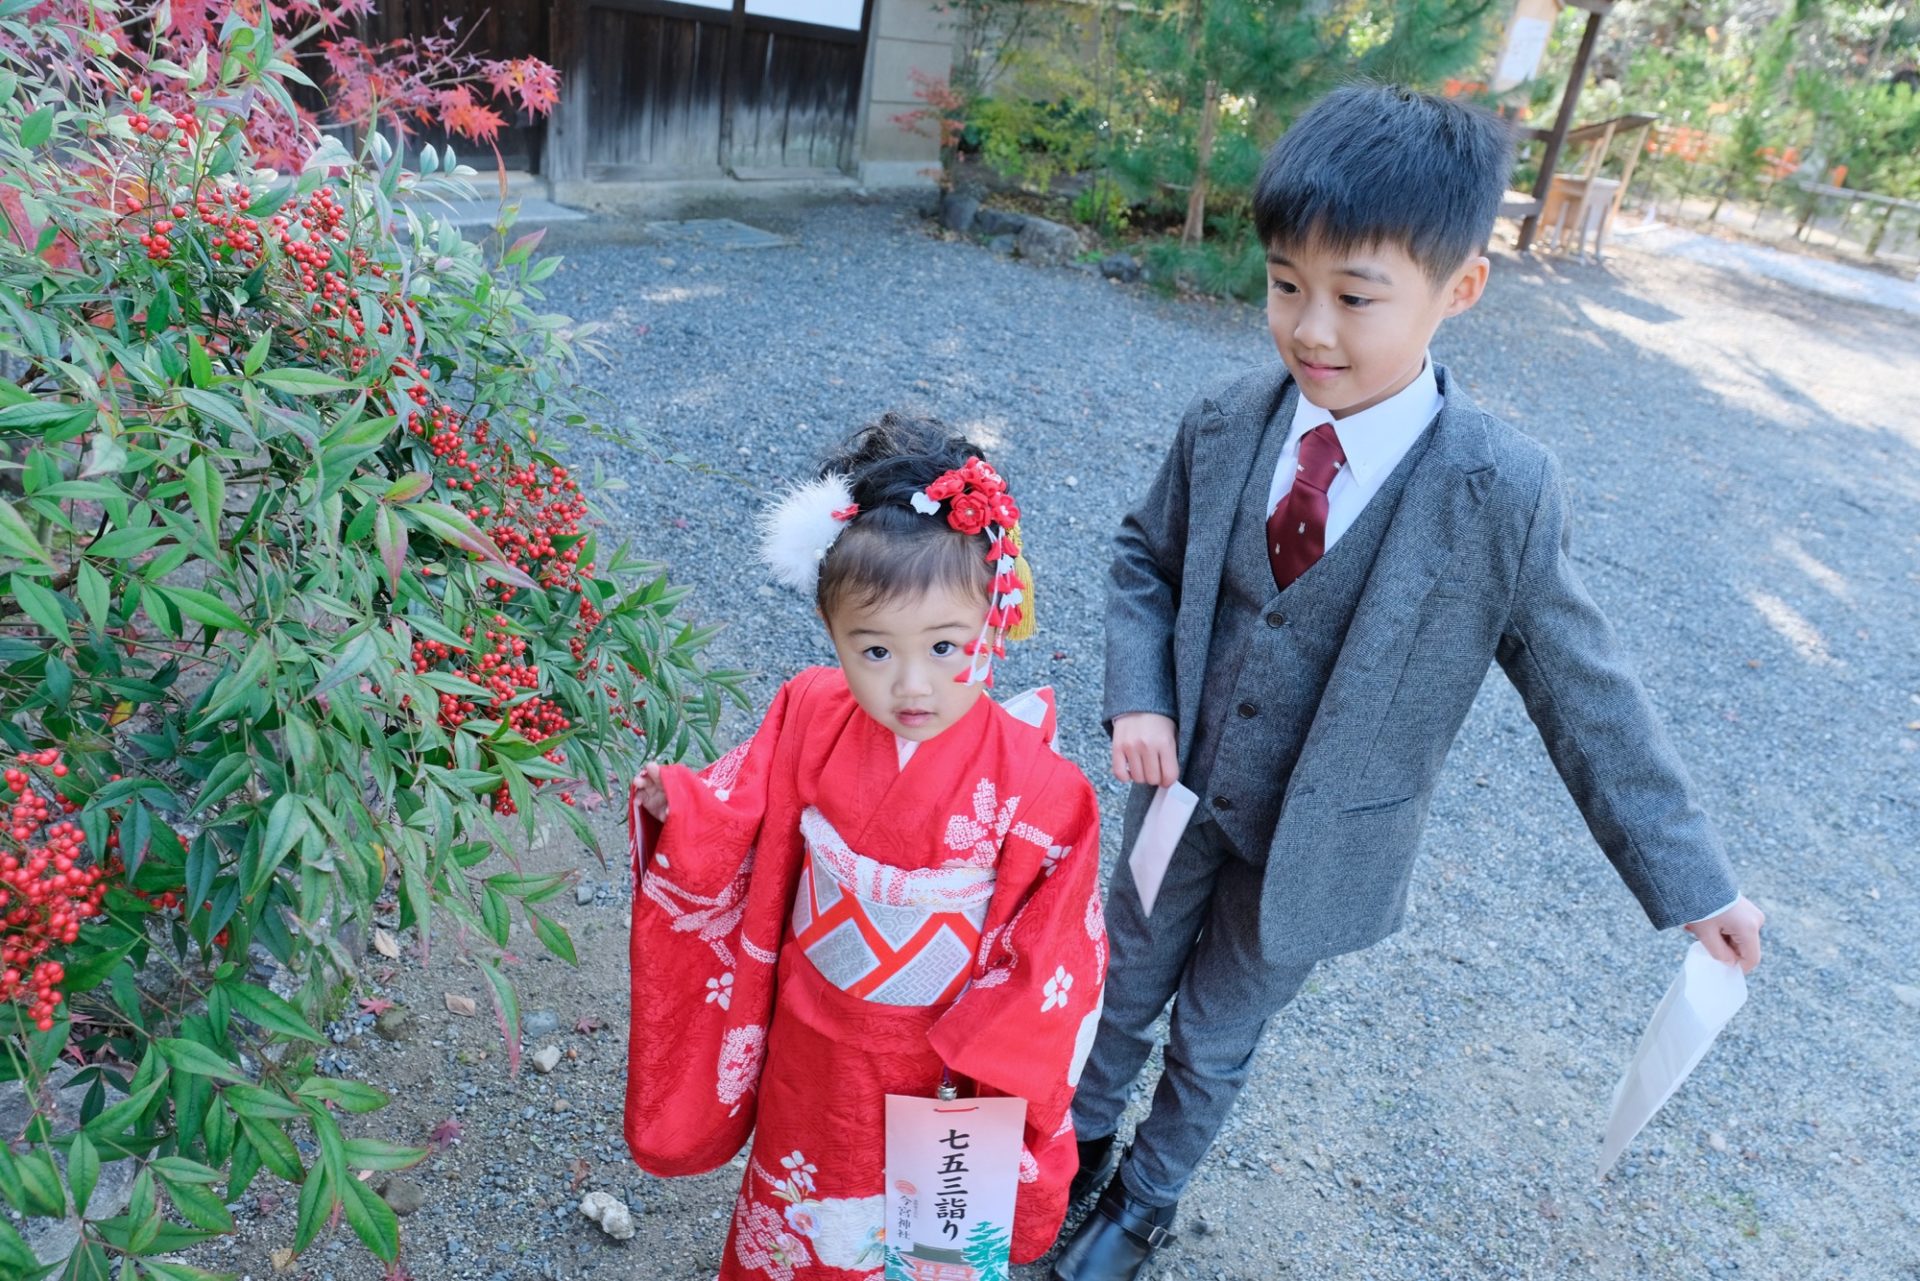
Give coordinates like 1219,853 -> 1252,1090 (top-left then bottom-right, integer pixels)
1071,815 -> 1314,1207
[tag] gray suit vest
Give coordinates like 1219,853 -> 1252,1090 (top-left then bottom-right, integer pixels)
1188,389 -> 1434,860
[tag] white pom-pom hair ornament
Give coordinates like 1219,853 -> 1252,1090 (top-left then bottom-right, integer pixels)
759,473 -> 857,592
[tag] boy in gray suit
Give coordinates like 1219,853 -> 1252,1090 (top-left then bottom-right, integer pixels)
1050,86 -> 1767,1281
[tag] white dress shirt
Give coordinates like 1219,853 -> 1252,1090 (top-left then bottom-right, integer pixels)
1266,359 -> 1442,551
1265,359 -> 1737,926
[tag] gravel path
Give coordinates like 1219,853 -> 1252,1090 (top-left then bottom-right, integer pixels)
188,196 -> 1920,1281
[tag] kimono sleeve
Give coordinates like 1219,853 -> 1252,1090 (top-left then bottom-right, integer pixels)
625,674 -> 810,1176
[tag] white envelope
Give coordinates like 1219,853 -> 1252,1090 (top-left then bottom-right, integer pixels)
1598,941 -> 1749,1178
1126,783 -> 1198,917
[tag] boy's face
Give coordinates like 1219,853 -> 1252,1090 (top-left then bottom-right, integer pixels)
824,582 -> 990,742
1264,237 -> 1489,419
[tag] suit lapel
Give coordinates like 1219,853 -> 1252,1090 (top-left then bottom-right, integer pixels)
1322,366 -> 1495,692
1175,368 -> 1295,757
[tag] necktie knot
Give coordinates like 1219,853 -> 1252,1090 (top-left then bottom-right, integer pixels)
1296,422 -> 1345,494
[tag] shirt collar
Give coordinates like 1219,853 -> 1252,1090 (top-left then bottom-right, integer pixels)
1287,358 -> 1443,488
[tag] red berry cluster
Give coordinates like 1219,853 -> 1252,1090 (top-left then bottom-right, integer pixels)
124,88 -> 202,154
410,616 -> 577,816
2,753 -> 109,1032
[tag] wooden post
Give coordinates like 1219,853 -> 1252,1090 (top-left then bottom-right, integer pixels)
1517,7 -> 1604,253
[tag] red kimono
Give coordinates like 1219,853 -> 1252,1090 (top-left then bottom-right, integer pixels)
625,666 -> 1106,1278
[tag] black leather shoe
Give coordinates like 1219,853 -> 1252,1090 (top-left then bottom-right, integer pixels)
1068,1132 -> 1118,1205
1049,1172 -> 1176,1281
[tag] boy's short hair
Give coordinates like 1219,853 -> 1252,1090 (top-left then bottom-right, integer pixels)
1252,83 -> 1514,284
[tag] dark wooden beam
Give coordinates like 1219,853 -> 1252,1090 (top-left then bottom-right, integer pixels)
1517,7 -> 1604,253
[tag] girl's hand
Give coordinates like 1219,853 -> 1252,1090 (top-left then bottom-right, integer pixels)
635,763 -> 669,821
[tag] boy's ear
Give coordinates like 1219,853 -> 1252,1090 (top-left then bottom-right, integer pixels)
1442,255 -> 1491,318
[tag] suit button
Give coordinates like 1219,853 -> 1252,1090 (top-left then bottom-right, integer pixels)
1212,795 -> 1234,811
1237,702 -> 1259,718
1266,611 -> 1286,628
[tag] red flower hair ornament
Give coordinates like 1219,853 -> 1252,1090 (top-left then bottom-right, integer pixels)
758,456 -> 1035,686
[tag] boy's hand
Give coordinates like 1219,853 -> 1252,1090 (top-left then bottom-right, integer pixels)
634,764 -> 669,822
1684,895 -> 1765,974
1111,713 -> 1179,788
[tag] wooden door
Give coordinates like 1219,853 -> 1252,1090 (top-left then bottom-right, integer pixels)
554,0 -> 873,183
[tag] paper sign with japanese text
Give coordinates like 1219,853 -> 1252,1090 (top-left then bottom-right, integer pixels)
883,1093 -> 1026,1281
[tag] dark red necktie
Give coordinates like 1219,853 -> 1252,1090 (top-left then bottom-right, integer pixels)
1267,422 -> 1346,593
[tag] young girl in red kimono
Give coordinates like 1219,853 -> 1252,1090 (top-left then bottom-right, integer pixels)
625,415 -> 1107,1279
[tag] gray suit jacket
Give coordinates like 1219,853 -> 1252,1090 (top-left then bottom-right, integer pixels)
1105,361 -> 1738,965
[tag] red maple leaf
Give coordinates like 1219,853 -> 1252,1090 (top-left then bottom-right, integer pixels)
428,1117 -> 462,1149
357,996 -> 396,1015
574,1016 -> 605,1035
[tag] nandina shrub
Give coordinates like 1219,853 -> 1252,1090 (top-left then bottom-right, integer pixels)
0,6 -> 739,1276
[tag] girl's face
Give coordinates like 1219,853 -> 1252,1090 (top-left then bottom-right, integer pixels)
824,580 -> 991,741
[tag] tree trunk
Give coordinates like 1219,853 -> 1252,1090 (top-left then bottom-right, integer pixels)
1183,78 -> 1221,246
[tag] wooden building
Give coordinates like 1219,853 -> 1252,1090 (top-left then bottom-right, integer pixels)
370,0 -> 952,199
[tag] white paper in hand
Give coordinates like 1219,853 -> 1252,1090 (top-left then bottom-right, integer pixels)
1598,941 -> 1748,1178
1126,783 -> 1198,917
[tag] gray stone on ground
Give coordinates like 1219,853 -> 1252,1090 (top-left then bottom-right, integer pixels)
575,881 -> 596,906
521,1009 -> 560,1038
1100,252 -> 1143,283
380,1177 -> 426,1216
987,234 -> 1017,256
375,1007 -> 413,1041
1015,215 -> 1082,265
579,1190 -> 636,1240
939,191 -> 980,235
531,1045 -> 563,1074
975,207 -> 1028,237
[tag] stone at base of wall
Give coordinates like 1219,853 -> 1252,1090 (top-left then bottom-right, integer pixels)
856,160 -> 942,190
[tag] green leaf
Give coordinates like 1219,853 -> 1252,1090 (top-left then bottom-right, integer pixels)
160,586 -> 250,634
374,505 -> 405,593
312,629 -> 378,698
59,1239 -> 110,1281
0,500 -> 54,569
223,1084 -> 304,1122
227,983 -> 325,1044
479,959 -> 521,1077
292,1163 -> 332,1252
248,793 -> 310,902
242,330 -> 271,377
9,573 -> 69,643
340,1168 -> 400,1261
15,1147 -> 65,1217
82,1080 -> 165,1142
155,1037 -> 250,1084
404,502 -> 538,591
185,454 -> 224,545
381,471 -> 431,503
187,332 -> 214,389
155,1171 -> 234,1233
528,908 -> 578,965
189,751 -> 253,816
0,399 -> 92,432
342,1138 -> 428,1171
149,1156 -> 223,1185
0,1219 -> 55,1281
256,368 -> 353,395
239,1117 -> 305,1182
65,1134 -> 99,1217
75,560 -> 110,633
19,104 -> 53,147
295,1078 -> 387,1113
143,1262 -> 234,1281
